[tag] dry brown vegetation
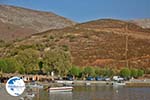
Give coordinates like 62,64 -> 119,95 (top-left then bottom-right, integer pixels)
0,18 -> 149,70
0,5 -> 76,41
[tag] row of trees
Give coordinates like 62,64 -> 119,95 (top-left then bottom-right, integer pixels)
68,66 -> 144,79
120,68 -> 144,79
0,48 -> 145,79
0,48 -> 72,75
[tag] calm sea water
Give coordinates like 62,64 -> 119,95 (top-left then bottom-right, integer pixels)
33,86 -> 150,100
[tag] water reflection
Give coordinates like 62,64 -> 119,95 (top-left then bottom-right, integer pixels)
33,86 -> 150,100
49,92 -> 72,100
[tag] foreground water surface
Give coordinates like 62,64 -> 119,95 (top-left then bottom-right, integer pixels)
33,86 -> 150,100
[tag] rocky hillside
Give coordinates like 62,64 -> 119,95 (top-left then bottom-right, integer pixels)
0,5 -> 76,41
1,19 -> 149,69
130,19 -> 150,29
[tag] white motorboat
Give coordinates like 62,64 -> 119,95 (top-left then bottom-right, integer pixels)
113,81 -> 126,86
56,80 -> 73,84
49,86 -> 73,93
85,82 -> 91,86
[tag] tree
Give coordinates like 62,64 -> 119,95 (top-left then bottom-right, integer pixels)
15,48 -> 39,74
94,67 -> 105,76
0,59 -> 7,72
131,69 -> 138,78
120,68 -> 131,78
37,61 -> 44,74
38,61 -> 43,71
137,69 -> 144,77
0,58 -> 20,73
103,68 -> 114,77
83,66 -> 95,77
69,66 -> 81,79
43,48 -> 72,76
18,66 -> 25,74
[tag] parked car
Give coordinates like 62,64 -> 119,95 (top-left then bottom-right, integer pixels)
103,77 -> 111,81
63,76 -> 73,81
86,76 -> 95,81
113,76 -> 124,81
95,77 -> 103,81
66,76 -> 73,81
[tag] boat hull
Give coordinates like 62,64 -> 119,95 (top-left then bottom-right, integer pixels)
113,82 -> 126,86
49,87 -> 73,93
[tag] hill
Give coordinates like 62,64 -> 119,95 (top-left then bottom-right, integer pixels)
130,19 -> 150,29
0,5 -> 76,41
0,19 -> 150,69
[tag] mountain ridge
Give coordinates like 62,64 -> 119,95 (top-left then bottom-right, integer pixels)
0,4 -> 76,41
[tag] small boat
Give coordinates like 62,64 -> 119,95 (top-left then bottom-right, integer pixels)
27,83 -> 44,89
85,82 -> 91,86
49,86 -> 73,93
113,81 -> 126,86
56,80 -> 73,84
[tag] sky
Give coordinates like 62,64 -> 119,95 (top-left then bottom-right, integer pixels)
0,0 -> 150,22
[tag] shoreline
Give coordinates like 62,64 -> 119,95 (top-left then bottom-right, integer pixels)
1,78 -> 150,87
40,79 -> 150,87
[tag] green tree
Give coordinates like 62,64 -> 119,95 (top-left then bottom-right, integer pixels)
38,61 -> 43,71
0,59 -> 7,72
137,69 -> 144,77
43,48 -> 72,76
69,66 -> 81,79
103,68 -> 114,77
0,58 -> 20,73
120,68 -> 131,78
18,66 -> 25,74
83,66 -> 95,77
131,69 -> 138,78
15,49 -> 39,74
94,67 -> 106,77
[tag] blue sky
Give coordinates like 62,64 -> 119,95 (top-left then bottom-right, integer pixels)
0,0 -> 150,22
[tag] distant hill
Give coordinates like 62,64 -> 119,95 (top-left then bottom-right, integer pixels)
78,19 -> 150,33
130,19 -> 150,29
0,5 -> 76,41
1,19 -> 150,69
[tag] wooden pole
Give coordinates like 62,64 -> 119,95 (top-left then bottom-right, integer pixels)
125,35 -> 129,68
125,25 -> 129,68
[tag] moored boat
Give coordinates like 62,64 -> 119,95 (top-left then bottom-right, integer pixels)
85,82 -> 91,86
49,86 -> 73,93
113,81 -> 126,86
27,83 -> 44,89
